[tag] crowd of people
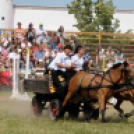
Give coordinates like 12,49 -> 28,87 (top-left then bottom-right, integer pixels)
97,45 -> 125,70
0,22 -> 86,86
0,21 -> 131,87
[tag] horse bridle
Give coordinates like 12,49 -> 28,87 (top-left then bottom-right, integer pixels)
102,67 -> 132,86
120,68 -> 132,85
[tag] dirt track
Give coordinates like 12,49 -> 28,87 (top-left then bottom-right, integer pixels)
0,91 -> 134,122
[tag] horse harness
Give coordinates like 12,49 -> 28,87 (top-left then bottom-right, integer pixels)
77,68 -> 131,92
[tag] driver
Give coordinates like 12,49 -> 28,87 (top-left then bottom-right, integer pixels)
48,45 -> 73,89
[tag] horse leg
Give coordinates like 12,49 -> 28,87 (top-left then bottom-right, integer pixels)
114,99 -> 124,118
125,97 -> 134,118
99,95 -> 107,123
58,91 -> 75,115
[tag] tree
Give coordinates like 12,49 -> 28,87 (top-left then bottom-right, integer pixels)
67,0 -> 120,32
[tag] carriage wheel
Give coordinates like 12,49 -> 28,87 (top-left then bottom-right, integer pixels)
32,96 -> 43,116
49,99 -> 60,120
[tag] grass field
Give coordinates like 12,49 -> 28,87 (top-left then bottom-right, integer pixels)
0,91 -> 134,134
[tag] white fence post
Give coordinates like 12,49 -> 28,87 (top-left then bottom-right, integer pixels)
10,54 -> 30,101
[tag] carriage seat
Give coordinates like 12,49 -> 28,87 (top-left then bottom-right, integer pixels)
49,71 -> 66,93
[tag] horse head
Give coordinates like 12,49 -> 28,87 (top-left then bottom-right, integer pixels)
121,62 -> 134,84
106,62 -> 128,85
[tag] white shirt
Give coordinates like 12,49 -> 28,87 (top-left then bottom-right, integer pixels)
106,63 -> 113,68
48,52 -> 71,72
71,54 -> 85,71
45,51 -> 55,58
21,42 -> 32,48
36,28 -> 47,44
0,46 -> 2,52
1,37 -> 11,44
99,49 -> 105,58
8,52 -> 20,59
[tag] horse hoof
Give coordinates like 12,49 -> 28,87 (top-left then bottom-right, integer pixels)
85,119 -> 90,123
119,114 -> 125,118
85,118 -> 91,123
124,113 -> 131,118
102,120 -> 107,123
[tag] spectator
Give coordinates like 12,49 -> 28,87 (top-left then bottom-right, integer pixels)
58,46 -> 64,54
106,46 -> 114,60
45,46 -> 55,59
50,32 -> 59,50
45,46 -> 55,68
106,58 -> 115,70
8,48 -> 20,60
96,45 -> 105,65
57,25 -> 66,45
20,60 -> 33,70
98,45 -> 105,58
36,23 -> 47,45
69,40 -> 75,53
31,39 -> 38,52
53,49 -> 58,57
25,22 -> 36,43
3,32 -> 12,45
46,31 -> 52,45
21,38 -> 32,49
83,48 -> 90,61
70,35 -> 78,48
1,42 -> 10,60
33,45 -> 45,66
115,49 -> 124,63
14,22 -> 25,41
58,25 -> 64,33
14,38 -> 19,47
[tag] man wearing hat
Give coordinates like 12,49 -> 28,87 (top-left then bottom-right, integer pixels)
49,45 -> 73,89
14,22 -> 25,40
36,23 -> 47,45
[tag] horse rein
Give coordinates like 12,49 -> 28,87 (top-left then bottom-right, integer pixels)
77,64 -> 132,91
101,67 -> 132,88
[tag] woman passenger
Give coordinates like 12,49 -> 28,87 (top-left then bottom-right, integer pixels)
71,46 -> 86,73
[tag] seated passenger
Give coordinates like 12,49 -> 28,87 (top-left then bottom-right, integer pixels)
48,45 -> 73,89
71,46 -> 86,73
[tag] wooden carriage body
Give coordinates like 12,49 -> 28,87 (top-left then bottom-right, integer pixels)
23,74 -> 65,94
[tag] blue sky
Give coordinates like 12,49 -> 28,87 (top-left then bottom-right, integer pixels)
14,0 -> 134,10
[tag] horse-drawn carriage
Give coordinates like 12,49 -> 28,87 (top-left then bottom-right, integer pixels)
23,71 -> 99,120
24,62 -> 134,122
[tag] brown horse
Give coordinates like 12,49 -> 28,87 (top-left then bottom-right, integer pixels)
60,62 -> 134,122
113,78 -> 134,118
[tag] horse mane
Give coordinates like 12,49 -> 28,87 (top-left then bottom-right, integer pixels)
111,63 -> 122,69
111,62 -> 129,69
123,61 -> 129,67
105,63 -> 122,74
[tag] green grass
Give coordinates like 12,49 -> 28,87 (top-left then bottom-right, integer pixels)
0,91 -> 134,134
